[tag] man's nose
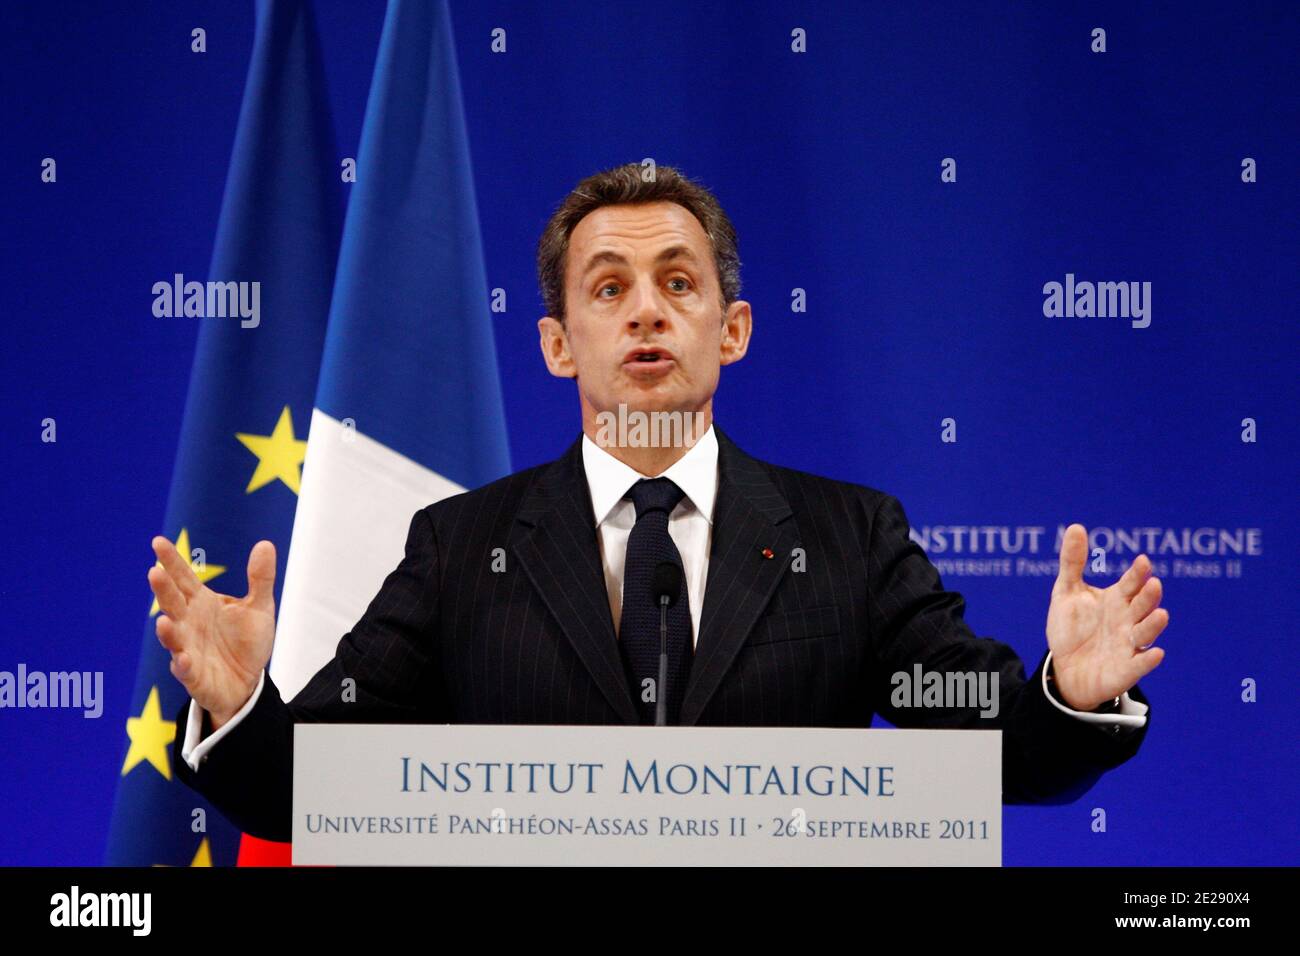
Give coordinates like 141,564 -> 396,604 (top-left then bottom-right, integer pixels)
627,278 -> 670,331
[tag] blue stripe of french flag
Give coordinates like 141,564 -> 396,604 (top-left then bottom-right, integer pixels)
272,0 -> 511,700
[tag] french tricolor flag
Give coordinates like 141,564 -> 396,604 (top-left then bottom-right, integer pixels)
240,0 -> 511,866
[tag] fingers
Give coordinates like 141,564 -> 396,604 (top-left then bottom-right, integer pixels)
1129,574 -> 1163,623
1116,554 -> 1153,600
155,614 -> 182,652
147,564 -> 188,620
152,536 -> 203,599
1126,644 -> 1165,683
169,650 -> 193,684
157,618 -> 196,692
1055,524 -> 1088,593
1131,607 -> 1169,649
245,540 -> 277,611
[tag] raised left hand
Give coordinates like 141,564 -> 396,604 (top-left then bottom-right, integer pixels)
1046,524 -> 1169,711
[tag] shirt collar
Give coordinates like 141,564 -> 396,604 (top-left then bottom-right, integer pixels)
582,423 -> 719,528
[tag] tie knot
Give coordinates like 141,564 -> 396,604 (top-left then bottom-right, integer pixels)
624,477 -> 686,519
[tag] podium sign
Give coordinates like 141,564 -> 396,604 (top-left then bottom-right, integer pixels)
292,725 -> 1001,866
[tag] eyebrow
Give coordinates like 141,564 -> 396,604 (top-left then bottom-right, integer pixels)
579,245 -> 701,280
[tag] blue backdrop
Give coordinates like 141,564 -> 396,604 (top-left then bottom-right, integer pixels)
2,0 -> 1296,865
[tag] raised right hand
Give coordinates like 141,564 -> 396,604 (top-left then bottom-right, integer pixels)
147,537 -> 277,729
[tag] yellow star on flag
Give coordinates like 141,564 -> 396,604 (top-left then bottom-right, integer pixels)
190,838 -> 213,867
122,686 -> 176,780
152,837 -> 214,868
236,405 -> 307,494
150,528 -> 225,616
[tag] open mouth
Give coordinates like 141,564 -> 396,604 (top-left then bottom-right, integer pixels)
622,348 -> 676,376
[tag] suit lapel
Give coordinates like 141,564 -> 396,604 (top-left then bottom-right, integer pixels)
510,427 -> 798,728
679,427 -> 798,726
510,435 -> 640,724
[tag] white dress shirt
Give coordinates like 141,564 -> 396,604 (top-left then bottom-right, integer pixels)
180,422 -> 1144,772
582,423 -> 718,647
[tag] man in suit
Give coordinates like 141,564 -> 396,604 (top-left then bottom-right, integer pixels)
150,164 -> 1166,843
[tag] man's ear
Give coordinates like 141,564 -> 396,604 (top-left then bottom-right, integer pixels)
538,315 -> 577,378
719,299 -> 752,366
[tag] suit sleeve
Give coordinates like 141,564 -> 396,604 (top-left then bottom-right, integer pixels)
172,507 -> 445,841
863,493 -> 1151,804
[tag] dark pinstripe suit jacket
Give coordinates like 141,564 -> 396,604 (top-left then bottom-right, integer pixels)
175,426 -> 1150,841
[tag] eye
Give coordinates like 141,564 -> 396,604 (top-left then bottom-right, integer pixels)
667,276 -> 691,292
598,282 -> 621,298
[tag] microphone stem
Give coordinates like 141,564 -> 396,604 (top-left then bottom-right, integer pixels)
656,597 -> 668,726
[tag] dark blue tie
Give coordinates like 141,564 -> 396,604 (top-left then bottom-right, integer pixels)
618,477 -> 694,725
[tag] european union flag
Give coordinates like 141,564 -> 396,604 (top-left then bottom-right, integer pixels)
104,0 -> 343,866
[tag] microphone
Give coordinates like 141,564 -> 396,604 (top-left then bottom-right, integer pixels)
650,561 -> 682,727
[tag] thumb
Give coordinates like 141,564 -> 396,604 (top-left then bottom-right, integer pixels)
246,540 -> 277,609
1055,523 -> 1087,593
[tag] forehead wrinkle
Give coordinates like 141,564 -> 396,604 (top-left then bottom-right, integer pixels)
578,243 -> 702,281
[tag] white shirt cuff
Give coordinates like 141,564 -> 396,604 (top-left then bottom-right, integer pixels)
180,670 -> 266,772
1041,650 -> 1148,729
